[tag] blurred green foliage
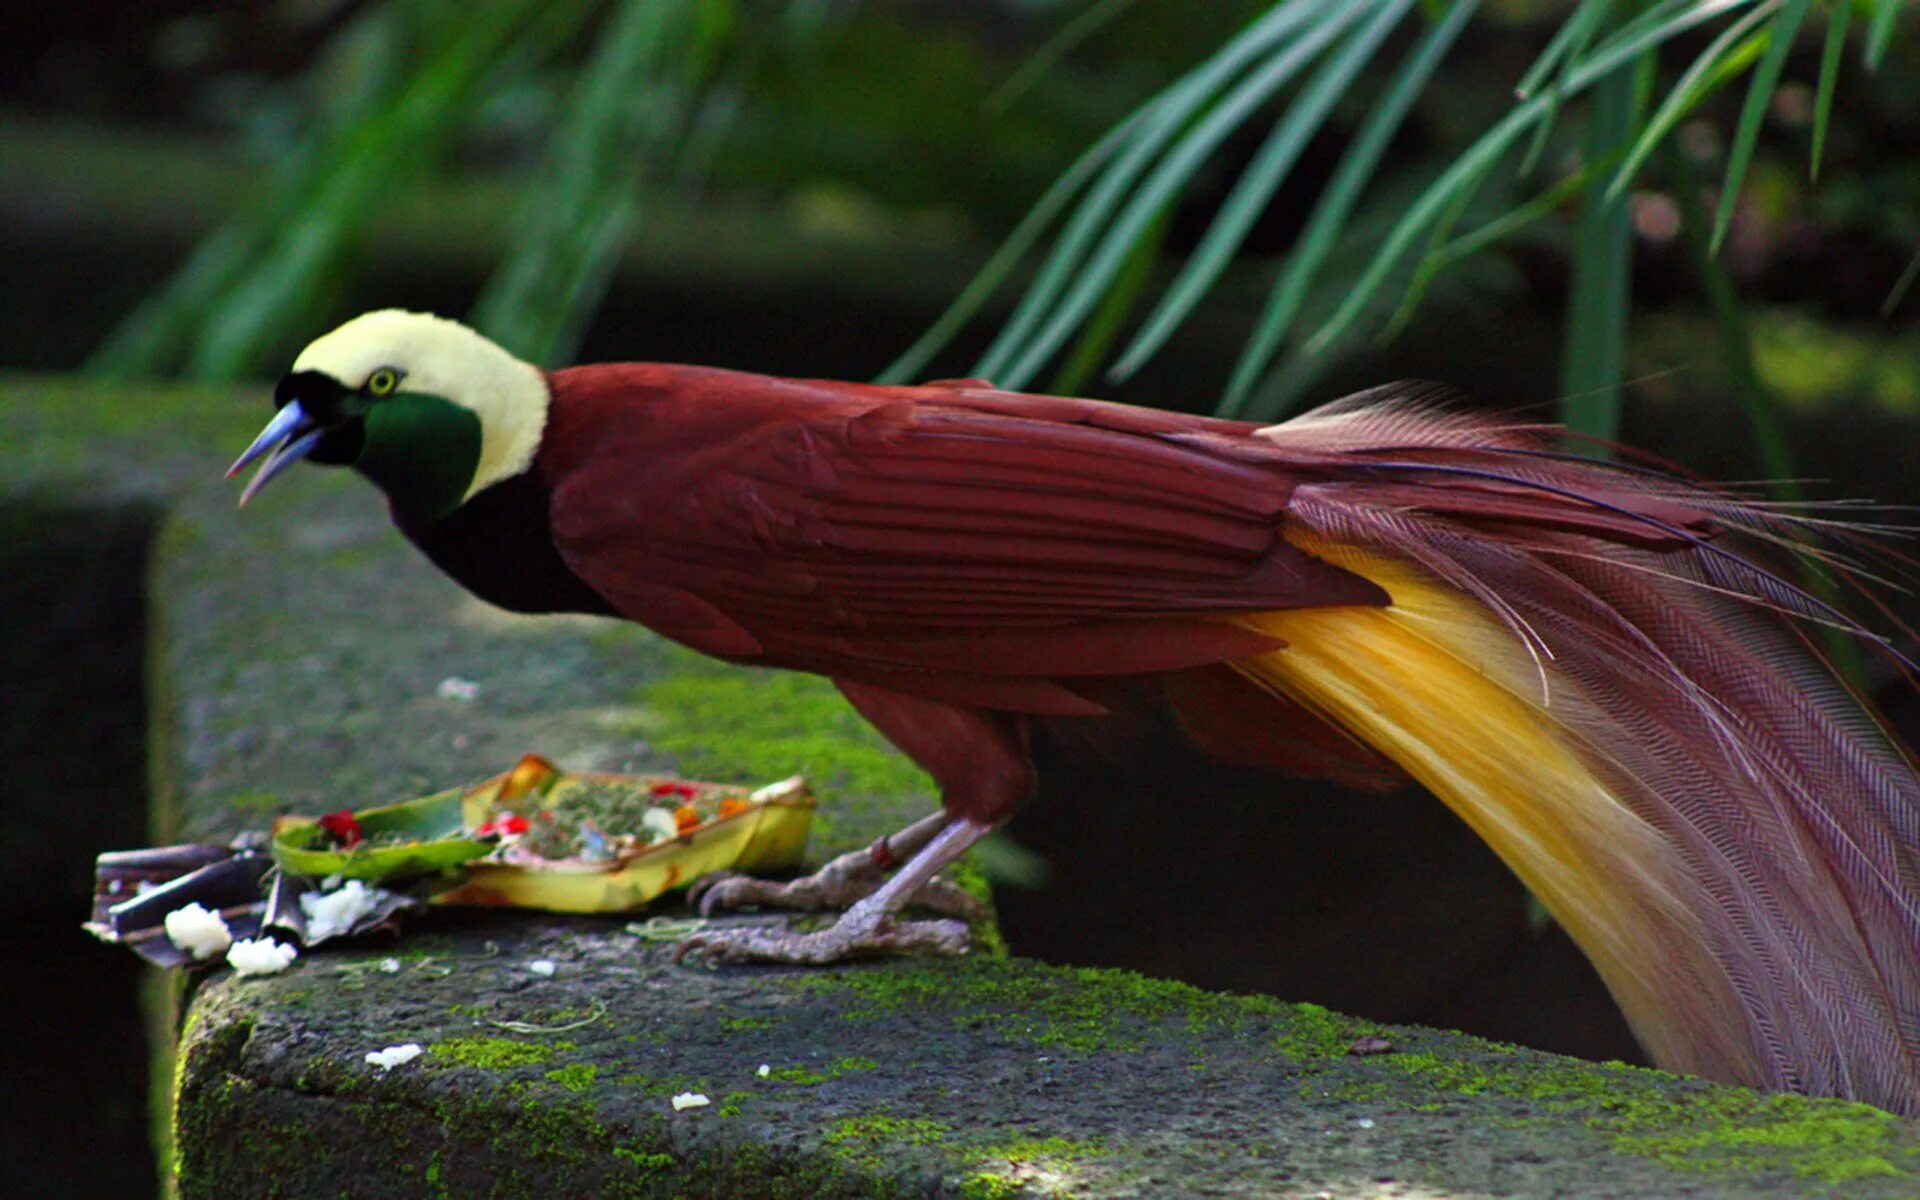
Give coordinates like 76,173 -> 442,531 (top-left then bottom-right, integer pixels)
900,0 -> 1918,447
78,0 -> 1920,472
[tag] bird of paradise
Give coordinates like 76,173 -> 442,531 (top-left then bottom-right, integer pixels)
231,310 -> 1920,1113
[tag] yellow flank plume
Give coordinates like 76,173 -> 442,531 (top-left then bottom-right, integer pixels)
1227,536 -> 1754,1081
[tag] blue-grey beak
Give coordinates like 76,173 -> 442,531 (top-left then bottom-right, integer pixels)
228,402 -> 323,507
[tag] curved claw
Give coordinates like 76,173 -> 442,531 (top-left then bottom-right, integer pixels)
672,934 -> 721,966
689,871 -> 749,917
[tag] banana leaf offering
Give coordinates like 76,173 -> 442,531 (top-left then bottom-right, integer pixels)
88,755 -> 814,966
271,754 -> 816,910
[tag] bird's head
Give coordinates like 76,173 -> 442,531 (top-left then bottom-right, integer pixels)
229,310 -> 548,520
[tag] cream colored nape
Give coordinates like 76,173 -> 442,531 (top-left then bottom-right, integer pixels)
292,309 -> 550,500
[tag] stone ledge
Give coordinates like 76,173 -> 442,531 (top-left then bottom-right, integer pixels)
177,922 -> 1920,1200
7,373 -> 1919,1197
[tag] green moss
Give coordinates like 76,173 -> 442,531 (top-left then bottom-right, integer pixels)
544,1064 -> 600,1093
719,1014 -> 782,1032
953,1135 -> 1103,1199
1609,1092 -> 1909,1185
1376,1050 -> 1514,1096
634,651 -> 932,797
1340,1036 -> 1920,1185
614,1070 -> 715,1100
1274,1002 -> 1379,1064
429,1037 -> 556,1070
765,1055 -> 880,1086
515,1095 -> 607,1145
610,1147 -> 675,1177
823,1113 -> 951,1169
957,1173 -> 1024,1200
803,958 -> 1288,1055
967,1135 -> 1102,1163
825,1114 -> 951,1144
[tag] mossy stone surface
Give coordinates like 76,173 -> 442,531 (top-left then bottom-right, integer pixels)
11,372 -> 1919,1197
173,928 -> 1920,1199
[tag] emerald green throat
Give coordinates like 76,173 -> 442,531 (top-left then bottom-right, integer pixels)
353,392 -> 484,521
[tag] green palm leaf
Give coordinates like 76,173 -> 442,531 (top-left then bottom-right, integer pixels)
1221,0 -> 1480,412
1111,0 -> 1423,384
972,0 -> 1363,387
909,0 -> 1911,434
1710,0 -> 1809,256
472,0 -> 725,367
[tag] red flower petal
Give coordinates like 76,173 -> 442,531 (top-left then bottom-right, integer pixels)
317,810 -> 364,847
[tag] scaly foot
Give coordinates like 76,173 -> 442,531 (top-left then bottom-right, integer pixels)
674,906 -> 971,965
688,810 -> 984,921
675,814 -> 995,966
689,855 -> 982,920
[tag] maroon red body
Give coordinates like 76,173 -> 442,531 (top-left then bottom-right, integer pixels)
522,364 -> 1400,821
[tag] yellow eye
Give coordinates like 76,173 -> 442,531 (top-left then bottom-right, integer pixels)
366,368 -> 401,396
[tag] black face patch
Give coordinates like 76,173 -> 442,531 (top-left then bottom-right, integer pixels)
273,369 -> 366,464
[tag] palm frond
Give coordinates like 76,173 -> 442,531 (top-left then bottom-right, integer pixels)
1866,0 -> 1903,71
1221,0 -> 1479,413
1602,3 -> 1776,205
1559,51 -> 1646,445
1810,0 -> 1852,180
1711,0 -> 1808,256
903,0 -> 1900,443
471,0 -> 724,366
1516,0 -> 1615,176
1112,0 -> 1426,385
973,0 -> 1378,390
89,0 -> 589,382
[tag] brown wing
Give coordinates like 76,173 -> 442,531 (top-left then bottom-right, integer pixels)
542,367 -> 1385,709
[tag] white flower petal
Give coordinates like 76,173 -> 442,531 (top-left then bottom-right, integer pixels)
365,1044 -> 424,1070
163,903 -> 233,960
641,808 -> 680,844
226,938 -> 298,977
300,879 -> 387,941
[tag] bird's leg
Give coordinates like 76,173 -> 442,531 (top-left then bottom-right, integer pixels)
689,810 -> 984,920
675,680 -> 1032,966
675,816 -> 997,964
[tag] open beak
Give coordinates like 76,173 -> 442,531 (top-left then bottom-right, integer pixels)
228,402 -> 324,507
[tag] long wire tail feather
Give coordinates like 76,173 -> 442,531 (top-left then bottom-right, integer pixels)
1232,390 -> 1920,1113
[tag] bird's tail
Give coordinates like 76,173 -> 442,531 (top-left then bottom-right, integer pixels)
1219,391 -> 1920,1112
